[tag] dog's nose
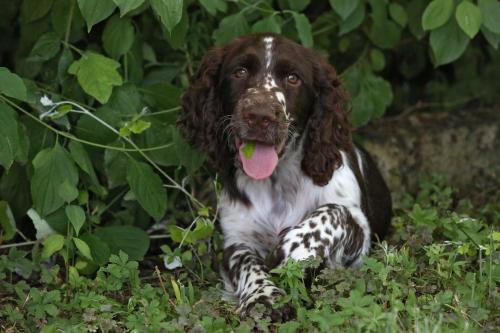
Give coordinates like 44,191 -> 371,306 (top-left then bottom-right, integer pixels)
243,109 -> 276,129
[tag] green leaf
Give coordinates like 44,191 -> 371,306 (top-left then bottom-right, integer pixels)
31,143 -> 79,216
213,13 -> 250,45
103,14 -> 135,59
171,126 -> 205,173
150,0 -> 183,32
42,234 -> 65,259
169,218 -> 214,244
330,0 -> 359,20
27,32 -> 61,62
73,238 -> 93,260
455,1 -> 482,39
126,159 -> 167,221
339,2 -> 365,35
407,0 -> 427,39
422,0 -> 454,31
430,18 -> 470,66
368,18 -> 401,49
0,67 -> 27,101
77,0 -> 116,32
481,26 -> 500,49
370,48 -> 386,71
479,0 -> 500,34
65,205 -> 86,236
0,201 -> 16,242
21,0 -> 54,23
292,12 -> 313,48
342,64 -> 392,127
94,225 -> 150,260
68,51 -> 123,103
68,141 -> 100,186
112,0 -> 145,16
80,233 -> 110,265
288,0 -> 311,12
164,9 -> 189,50
57,180 -> 79,203
0,103 -> 25,170
389,3 -> 407,27
129,120 -> 151,134
252,15 -> 282,34
241,142 -> 256,159
199,0 -> 227,15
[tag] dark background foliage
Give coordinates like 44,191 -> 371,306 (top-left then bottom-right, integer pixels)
0,1 -> 499,331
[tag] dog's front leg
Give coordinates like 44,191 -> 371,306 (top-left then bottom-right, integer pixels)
277,204 -> 369,267
223,243 -> 285,318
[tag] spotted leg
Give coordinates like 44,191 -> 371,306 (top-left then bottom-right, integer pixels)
223,244 -> 289,319
276,204 -> 369,268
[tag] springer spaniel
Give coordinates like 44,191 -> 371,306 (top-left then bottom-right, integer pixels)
179,33 -> 392,317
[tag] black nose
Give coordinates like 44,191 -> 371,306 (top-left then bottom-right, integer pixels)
243,109 -> 277,129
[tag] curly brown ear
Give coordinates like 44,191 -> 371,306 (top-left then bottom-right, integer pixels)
178,48 -> 224,166
301,55 -> 352,186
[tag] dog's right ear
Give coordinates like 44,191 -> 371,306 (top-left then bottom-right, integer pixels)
178,48 -> 224,166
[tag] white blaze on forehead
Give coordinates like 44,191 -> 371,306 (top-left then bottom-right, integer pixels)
263,73 -> 277,90
263,36 -> 273,69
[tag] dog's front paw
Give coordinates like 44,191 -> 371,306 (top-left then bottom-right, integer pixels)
238,285 -> 293,321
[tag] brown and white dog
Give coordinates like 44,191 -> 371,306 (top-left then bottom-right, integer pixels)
179,33 -> 392,318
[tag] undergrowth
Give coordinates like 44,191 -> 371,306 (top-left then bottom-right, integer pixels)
0,175 -> 498,333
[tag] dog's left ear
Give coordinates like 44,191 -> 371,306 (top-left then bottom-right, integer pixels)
301,54 -> 352,186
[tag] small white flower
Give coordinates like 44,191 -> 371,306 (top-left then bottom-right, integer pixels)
40,95 -> 54,107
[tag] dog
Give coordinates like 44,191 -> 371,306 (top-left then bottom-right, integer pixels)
179,33 -> 392,318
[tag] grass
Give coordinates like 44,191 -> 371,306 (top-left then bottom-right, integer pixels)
0,175 -> 499,333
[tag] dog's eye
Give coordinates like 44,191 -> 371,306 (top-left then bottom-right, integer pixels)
234,67 -> 248,79
286,73 -> 300,85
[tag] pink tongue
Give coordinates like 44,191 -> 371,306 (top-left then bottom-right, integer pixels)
239,143 -> 278,180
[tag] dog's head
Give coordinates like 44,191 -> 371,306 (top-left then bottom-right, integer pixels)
179,33 -> 351,188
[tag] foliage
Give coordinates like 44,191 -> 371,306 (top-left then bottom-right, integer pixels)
1,177 -> 499,332
0,1 -> 499,331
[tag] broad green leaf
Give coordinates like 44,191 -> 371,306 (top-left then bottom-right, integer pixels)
430,18 -> 470,66
126,159 -> 167,221
481,26 -> 500,49
213,13 -> 250,45
370,48 -> 386,71
73,238 -> 93,260
422,0 -> 454,31
27,32 -> 61,62
0,103 -> 23,170
479,0 -> 500,34
0,201 -> 16,242
77,0 -> 116,32
112,0 -> 145,16
164,9 -> 189,49
150,0 -> 183,32
292,12 -> 313,47
169,218 -> 214,244
368,18 -> 401,49
103,14 -> 135,59
456,1 -> 482,38
74,107 -> 121,143
128,120 -> 151,134
21,0 -> 54,23
0,67 -> 27,101
68,52 -> 123,104
172,126 -> 205,173
330,0 -> 359,20
68,141 -> 100,186
339,2 -> 365,35
252,15 -> 282,34
31,143 -> 79,216
51,0 -> 86,39
42,234 -> 65,259
389,3 -> 407,27
407,0 -> 427,39
65,205 -> 86,236
94,225 -> 150,260
57,48 -> 74,84
288,0 -> 310,12
80,233 -> 110,265
57,180 -> 79,203
199,0 -> 227,15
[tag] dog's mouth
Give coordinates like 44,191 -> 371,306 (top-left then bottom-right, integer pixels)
235,137 -> 286,180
